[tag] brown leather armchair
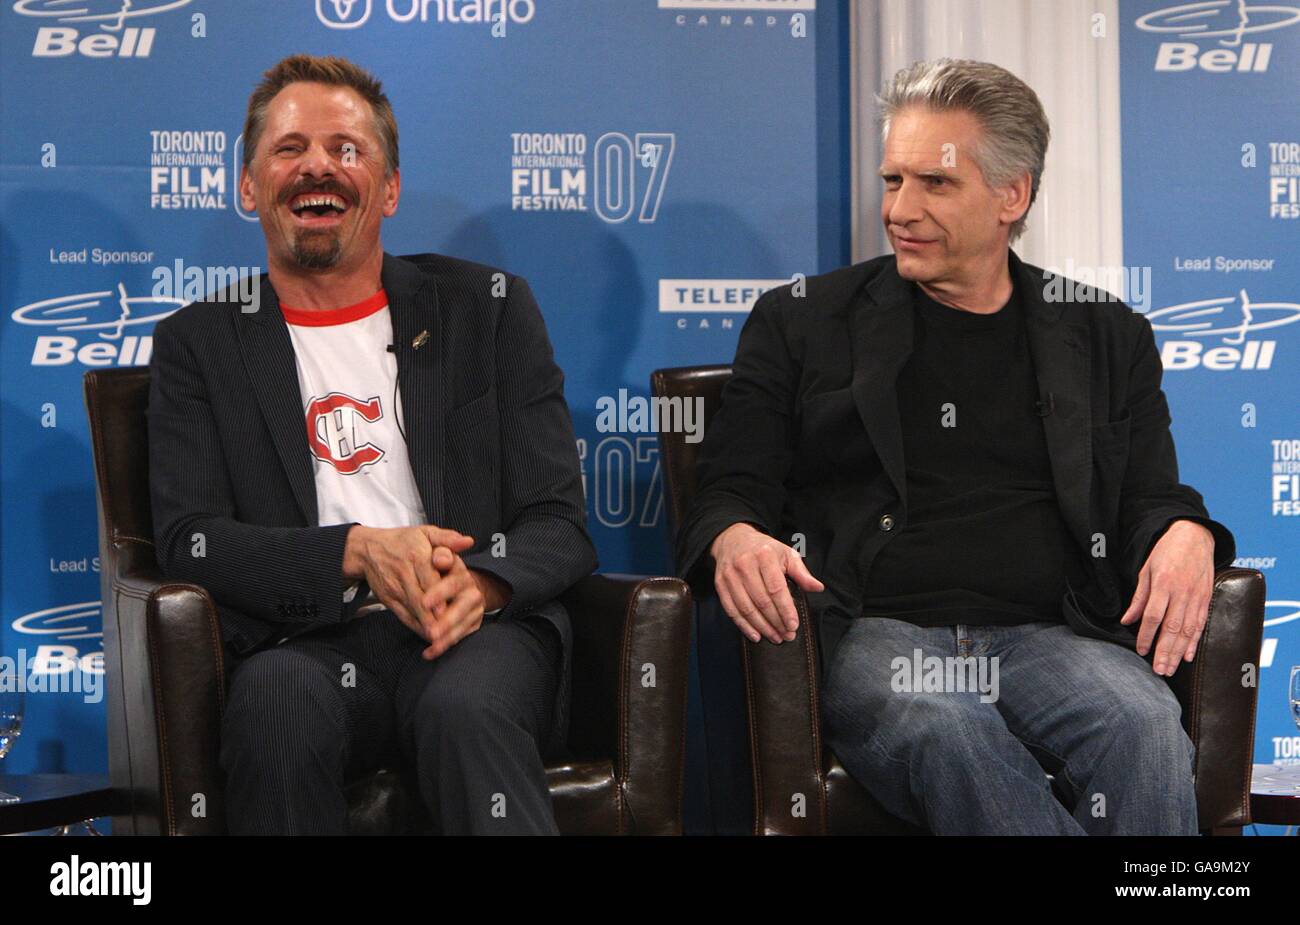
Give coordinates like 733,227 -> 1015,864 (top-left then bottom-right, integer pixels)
85,367 -> 692,835
653,364 -> 1266,836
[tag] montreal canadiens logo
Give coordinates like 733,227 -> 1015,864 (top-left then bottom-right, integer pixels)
306,392 -> 385,474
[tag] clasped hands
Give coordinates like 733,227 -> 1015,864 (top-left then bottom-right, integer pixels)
343,524 -> 510,660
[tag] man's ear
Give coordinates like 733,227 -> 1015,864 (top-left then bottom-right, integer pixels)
998,171 -> 1033,229
239,165 -> 257,215
382,167 -> 401,218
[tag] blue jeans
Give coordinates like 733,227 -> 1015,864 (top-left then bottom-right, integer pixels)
822,618 -> 1198,835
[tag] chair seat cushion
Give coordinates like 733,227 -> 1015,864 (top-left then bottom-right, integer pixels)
342,760 -> 622,835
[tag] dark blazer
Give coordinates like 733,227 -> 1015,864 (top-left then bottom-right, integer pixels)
677,249 -> 1235,669
147,251 -> 598,746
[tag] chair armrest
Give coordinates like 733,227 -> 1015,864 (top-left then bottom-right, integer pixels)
1167,567 -> 1266,830
743,583 -> 827,835
561,574 -> 692,834
103,558 -> 227,835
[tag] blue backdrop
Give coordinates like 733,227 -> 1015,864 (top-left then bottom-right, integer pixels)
0,0 -> 842,833
2,0 -> 1293,836
1120,0 -> 1300,835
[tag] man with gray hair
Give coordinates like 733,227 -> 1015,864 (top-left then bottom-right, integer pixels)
677,58 -> 1234,834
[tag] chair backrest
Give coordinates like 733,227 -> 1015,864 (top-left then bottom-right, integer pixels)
650,365 -> 732,539
83,368 -> 157,576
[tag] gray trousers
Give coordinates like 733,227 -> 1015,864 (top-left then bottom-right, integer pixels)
220,609 -> 562,835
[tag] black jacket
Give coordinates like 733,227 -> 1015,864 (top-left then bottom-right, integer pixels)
147,251 -> 597,744
676,250 -> 1235,668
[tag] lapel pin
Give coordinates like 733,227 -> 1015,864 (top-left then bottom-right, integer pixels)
412,330 -> 430,350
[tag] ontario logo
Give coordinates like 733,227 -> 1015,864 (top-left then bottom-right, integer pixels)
1146,288 -> 1300,370
1136,0 -> 1300,72
316,0 -> 371,27
316,0 -> 537,29
11,282 -> 183,367
12,0 -> 193,58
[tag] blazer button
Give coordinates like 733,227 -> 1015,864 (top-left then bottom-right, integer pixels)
879,514 -> 896,532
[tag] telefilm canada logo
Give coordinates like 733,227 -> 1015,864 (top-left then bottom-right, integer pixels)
315,0 -> 537,30
12,0 -> 192,58
1135,0 -> 1300,72
510,132 -> 676,222
659,0 -> 815,27
658,278 -> 785,329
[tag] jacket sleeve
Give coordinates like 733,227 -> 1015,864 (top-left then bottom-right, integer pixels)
459,276 -> 598,616
674,288 -> 798,587
1116,312 -> 1236,583
147,313 -> 357,630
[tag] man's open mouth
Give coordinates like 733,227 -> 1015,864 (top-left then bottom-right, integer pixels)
288,193 -> 350,225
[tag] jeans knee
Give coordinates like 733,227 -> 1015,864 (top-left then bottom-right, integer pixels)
826,684 -> 976,764
1108,700 -> 1194,768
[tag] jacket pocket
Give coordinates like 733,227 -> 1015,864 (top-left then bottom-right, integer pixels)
1090,413 -> 1131,452
1090,413 -> 1131,536
447,389 -> 494,431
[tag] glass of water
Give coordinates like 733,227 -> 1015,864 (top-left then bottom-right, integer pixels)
0,660 -> 22,803
1291,666 -> 1300,734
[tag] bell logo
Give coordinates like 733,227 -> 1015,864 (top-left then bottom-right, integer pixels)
1136,1 -> 1300,73
1160,339 -> 1276,370
13,0 -> 195,58
1153,41 -> 1272,71
306,393 -> 386,474
12,283 -> 181,368
1148,289 -> 1299,372
32,26 -> 155,57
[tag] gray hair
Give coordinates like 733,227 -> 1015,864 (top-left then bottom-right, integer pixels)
876,58 -> 1050,243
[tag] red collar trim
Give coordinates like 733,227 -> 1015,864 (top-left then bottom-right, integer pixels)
281,289 -> 388,326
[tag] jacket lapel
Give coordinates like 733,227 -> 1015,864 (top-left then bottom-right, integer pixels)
1015,252 -> 1094,547
235,252 -> 443,527
382,252 -> 444,526
850,267 -> 914,508
237,274 -> 318,525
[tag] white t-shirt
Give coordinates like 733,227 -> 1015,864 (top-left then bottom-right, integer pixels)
282,288 -> 426,615
282,288 -> 427,528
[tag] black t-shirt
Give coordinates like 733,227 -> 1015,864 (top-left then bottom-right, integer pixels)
859,280 -> 1088,626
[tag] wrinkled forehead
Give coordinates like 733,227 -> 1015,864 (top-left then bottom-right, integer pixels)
880,107 -> 983,171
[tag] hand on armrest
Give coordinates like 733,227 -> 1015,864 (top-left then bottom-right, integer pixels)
710,523 -> 824,645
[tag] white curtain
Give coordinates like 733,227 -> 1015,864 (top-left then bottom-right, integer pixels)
850,0 -> 1124,274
